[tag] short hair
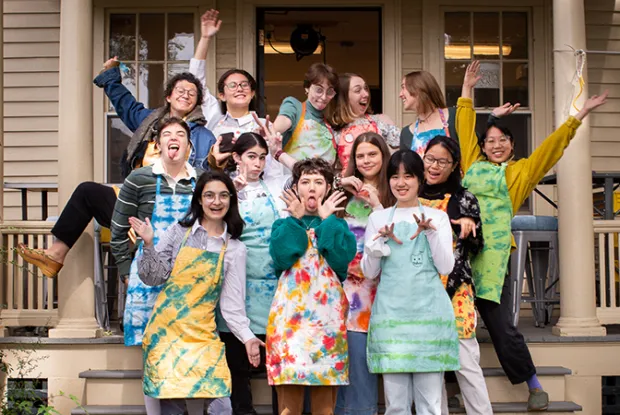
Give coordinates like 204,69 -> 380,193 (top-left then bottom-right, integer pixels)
164,72 -> 204,113
289,158 -> 335,195
303,63 -> 338,90
217,69 -> 259,114
387,149 -> 425,196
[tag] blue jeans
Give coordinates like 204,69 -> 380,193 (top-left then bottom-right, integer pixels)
335,331 -> 378,415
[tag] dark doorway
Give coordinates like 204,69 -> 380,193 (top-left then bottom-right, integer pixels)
256,8 -> 383,119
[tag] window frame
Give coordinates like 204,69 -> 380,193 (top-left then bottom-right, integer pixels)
102,8 -> 199,183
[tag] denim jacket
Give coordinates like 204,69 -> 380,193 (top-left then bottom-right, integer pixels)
93,67 -> 215,170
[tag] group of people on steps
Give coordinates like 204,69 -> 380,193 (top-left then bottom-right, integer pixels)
16,9 -> 608,415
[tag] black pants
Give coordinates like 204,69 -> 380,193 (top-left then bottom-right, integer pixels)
220,332 -> 278,415
476,271 -> 537,385
51,182 -> 117,248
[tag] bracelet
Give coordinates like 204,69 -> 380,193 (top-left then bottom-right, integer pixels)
274,150 -> 284,161
334,174 -> 343,191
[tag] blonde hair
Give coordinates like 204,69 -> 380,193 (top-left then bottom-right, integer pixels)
327,73 -> 372,128
403,71 -> 446,115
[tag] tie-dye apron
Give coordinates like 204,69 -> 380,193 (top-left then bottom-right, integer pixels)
420,195 -> 477,339
265,228 -> 349,386
217,180 -> 280,334
367,205 -> 459,373
123,176 -> 193,346
142,229 -> 230,399
284,101 -> 336,165
343,197 -> 378,332
462,161 -> 513,303
337,115 -> 378,171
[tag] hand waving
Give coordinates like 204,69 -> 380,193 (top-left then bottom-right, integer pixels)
463,61 -> 481,90
318,191 -> 347,220
491,102 -> 521,118
200,9 -> 222,39
410,213 -> 436,240
128,217 -> 155,247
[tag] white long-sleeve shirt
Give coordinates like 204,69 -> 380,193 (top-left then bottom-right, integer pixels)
139,220 -> 255,344
361,205 -> 455,279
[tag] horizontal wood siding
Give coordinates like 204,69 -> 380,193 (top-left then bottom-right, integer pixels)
3,0 -> 60,220
401,1 -> 423,127
586,0 -> 620,172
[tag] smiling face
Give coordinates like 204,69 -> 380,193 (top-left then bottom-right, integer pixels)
483,126 -> 514,164
294,172 -> 330,214
399,78 -> 418,112
355,142 -> 382,180
306,80 -> 336,111
200,180 -> 231,222
348,76 -> 371,117
166,80 -> 198,115
390,163 -> 420,205
423,144 -> 455,185
232,144 -> 267,182
157,123 -> 191,164
218,72 -> 254,112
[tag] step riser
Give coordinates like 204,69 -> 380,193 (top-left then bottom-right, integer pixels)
484,375 -> 565,402
86,379 -> 145,406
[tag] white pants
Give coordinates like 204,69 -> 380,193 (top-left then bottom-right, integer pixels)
441,338 -> 493,415
383,372 -> 443,415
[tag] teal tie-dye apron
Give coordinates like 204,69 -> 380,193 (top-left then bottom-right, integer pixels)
123,175 -> 193,346
367,205 -> 459,373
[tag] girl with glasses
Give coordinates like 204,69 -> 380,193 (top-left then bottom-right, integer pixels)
129,170 -> 263,415
457,61 -> 608,411
419,136 -> 492,415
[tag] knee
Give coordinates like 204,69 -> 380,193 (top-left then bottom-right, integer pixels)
73,181 -> 102,200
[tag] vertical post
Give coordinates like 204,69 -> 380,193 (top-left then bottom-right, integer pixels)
551,0 -> 605,336
48,0 -> 102,338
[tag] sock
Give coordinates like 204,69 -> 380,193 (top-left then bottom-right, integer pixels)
526,374 -> 543,390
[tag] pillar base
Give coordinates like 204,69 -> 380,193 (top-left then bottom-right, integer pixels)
552,316 -> 606,337
48,318 -> 103,339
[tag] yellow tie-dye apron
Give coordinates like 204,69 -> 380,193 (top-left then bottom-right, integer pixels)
142,229 -> 231,399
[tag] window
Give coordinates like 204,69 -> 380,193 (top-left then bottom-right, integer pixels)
105,12 -> 195,183
443,11 -> 531,161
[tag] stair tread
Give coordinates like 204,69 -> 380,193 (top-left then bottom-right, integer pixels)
71,405 -> 147,415
79,369 -> 143,379
483,366 -> 572,377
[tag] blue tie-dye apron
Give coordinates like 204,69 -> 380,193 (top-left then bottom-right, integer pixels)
123,175 -> 194,346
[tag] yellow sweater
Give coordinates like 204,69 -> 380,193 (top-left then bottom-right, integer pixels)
456,97 -> 582,214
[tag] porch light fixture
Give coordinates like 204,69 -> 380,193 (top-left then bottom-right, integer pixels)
444,44 -> 512,59
265,41 -> 323,55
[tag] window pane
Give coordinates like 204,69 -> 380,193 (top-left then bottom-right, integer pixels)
138,14 -> 165,61
168,13 -> 194,61
473,12 -> 500,60
444,12 -> 470,60
109,14 -> 136,60
107,116 -> 133,183
474,62 -> 500,108
168,63 -> 189,78
445,61 -> 467,107
138,64 -> 165,108
108,63 -> 137,111
503,12 -> 528,59
503,62 -> 529,107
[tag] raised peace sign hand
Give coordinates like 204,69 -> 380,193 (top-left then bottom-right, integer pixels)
410,213 -> 437,240
373,223 -> 403,245
253,113 -> 283,156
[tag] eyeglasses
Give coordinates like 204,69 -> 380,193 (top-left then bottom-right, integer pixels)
202,191 -> 231,203
174,87 -> 197,98
484,135 -> 511,146
309,84 -> 336,98
423,155 -> 453,169
225,81 -> 251,91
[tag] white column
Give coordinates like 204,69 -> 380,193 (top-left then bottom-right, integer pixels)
49,0 -> 102,338
551,0 -> 605,336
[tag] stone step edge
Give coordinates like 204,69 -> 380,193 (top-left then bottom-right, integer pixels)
79,366 -> 572,380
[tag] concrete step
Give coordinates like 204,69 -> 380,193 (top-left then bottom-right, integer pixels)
72,401 -> 582,414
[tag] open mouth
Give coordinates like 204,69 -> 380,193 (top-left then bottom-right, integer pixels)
208,206 -> 225,215
427,171 -> 441,181
167,143 -> 180,159
396,188 -> 409,196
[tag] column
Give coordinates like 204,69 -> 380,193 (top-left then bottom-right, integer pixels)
551,0 -> 605,336
49,0 -> 102,338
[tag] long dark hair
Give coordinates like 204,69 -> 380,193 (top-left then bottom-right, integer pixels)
164,72 -> 205,113
387,149 -> 425,196
179,171 -> 244,239
228,132 -> 268,172
424,135 -> 462,193
217,69 -> 258,114
343,132 -> 394,207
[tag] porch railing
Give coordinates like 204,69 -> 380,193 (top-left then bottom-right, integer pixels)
594,220 -> 620,324
0,221 -> 58,328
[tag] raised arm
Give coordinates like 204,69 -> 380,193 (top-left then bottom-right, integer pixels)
189,9 -> 223,126
93,60 -> 152,132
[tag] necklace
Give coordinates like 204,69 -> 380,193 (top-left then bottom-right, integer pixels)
305,216 -> 321,230
418,109 -> 435,124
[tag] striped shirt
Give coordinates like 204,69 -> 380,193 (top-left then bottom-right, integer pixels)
110,160 -> 198,276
